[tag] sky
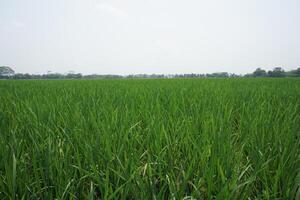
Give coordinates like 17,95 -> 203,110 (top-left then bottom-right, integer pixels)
0,0 -> 299,75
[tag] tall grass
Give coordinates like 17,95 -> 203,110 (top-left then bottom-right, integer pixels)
0,78 -> 299,199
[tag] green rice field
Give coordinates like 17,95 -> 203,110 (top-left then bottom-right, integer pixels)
0,78 -> 300,199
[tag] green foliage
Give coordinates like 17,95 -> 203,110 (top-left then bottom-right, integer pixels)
253,68 -> 267,77
289,68 -> 300,77
0,79 -> 299,199
0,66 -> 14,76
206,72 -> 229,78
268,67 -> 286,77
297,68 -> 300,76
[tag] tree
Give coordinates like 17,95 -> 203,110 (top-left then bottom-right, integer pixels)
253,68 -> 267,77
0,66 -> 15,77
294,68 -> 300,76
66,73 -> 82,79
268,67 -> 285,77
206,72 -> 229,78
42,73 -> 64,79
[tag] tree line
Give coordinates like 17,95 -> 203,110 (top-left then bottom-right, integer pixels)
1,66 -> 300,79
245,67 -> 300,77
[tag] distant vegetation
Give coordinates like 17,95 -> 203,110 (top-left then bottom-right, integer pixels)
245,67 -> 300,77
1,66 -> 300,79
0,66 -> 15,77
0,78 -> 299,199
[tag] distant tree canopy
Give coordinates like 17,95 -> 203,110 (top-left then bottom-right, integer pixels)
0,66 -> 15,77
267,67 -> 285,77
1,66 -> 300,79
249,67 -> 300,78
206,72 -> 229,78
253,68 -> 267,77
290,68 -> 300,76
296,68 -> 300,75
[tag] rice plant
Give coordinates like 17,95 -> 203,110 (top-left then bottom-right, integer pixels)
0,78 -> 299,199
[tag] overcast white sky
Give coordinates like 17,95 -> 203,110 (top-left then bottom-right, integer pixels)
0,0 -> 299,75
